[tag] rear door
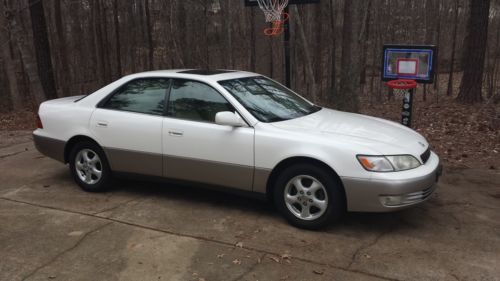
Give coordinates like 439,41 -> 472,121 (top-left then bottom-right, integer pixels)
90,78 -> 169,176
162,79 -> 255,191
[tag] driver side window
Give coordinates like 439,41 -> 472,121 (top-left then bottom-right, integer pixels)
167,79 -> 233,122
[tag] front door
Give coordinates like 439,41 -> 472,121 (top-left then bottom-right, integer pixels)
162,79 -> 254,190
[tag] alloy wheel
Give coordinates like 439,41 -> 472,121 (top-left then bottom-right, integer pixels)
283,175 -> 329,221
75,149 -> 102,185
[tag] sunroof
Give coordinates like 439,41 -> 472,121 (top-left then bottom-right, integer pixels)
177,69 -> 235,75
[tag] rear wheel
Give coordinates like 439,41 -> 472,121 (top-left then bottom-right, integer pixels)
273,164 -> 345,229
69,141 -> 111,192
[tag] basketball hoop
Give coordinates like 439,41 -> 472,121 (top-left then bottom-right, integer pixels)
256,0 -> 289,36
386,79 -> 417,128
386,79 -> 417,98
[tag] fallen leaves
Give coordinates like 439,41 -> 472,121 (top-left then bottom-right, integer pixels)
359,92 -> 500,170
268,253 -> 292,264
0,110 -> 36,131
281,253 -> 292,260
313,269 -> 324,275
268,256 -> 281,263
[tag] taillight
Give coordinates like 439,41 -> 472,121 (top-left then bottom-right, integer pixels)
36,115 -> 43,129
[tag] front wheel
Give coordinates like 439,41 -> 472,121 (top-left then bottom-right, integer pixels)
273,164 -> 345,229
69,141 -> 111,192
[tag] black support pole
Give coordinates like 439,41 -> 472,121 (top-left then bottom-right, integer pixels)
284,6 -> 291,88
401,89 -> 414,128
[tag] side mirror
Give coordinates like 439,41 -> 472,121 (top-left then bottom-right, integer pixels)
215,111 -> 246,127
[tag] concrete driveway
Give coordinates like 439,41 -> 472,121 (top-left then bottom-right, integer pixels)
1,131 -> 499,281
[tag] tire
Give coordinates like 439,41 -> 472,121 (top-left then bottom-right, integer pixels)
69,141 -> 111,192
273,163 -> 345,230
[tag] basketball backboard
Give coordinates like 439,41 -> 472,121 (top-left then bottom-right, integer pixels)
382,45 -> 437,84
244,0 -> 319,6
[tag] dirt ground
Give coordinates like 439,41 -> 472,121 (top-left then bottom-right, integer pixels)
0,131 -> 499,281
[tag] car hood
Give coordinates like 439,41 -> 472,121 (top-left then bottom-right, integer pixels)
270,108 -> 429,156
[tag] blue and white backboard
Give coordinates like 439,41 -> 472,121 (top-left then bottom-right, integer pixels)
382,45 -> 437,84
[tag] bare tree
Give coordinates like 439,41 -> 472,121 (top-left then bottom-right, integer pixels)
291,5 -> 317,103
53,0 -> 70,96
328,0 -> 337,101
447,0 -> 460,97
113,0 -> 122,77
334,0 -> 363,112
0,0 -> 22,110
457,0 -> 491,103
144,0 -> 154,69
29,0 -> 56,99
6,2 -> 46,106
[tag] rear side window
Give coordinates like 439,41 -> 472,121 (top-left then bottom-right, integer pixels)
167,79 -> 233,122
103,78 -> 169,116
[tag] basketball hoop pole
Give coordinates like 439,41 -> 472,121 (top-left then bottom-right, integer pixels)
402,88 -> 414,128
284,5 -> 291,87
386,79 -> 417,128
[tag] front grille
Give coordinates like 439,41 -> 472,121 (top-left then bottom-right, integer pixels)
420,148 -> 431,164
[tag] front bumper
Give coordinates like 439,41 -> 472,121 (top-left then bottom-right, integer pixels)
342,151 -> 442,212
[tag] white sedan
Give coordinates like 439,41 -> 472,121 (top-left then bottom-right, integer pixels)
33,69 -> 441,229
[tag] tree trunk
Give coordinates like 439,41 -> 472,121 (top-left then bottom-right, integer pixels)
29,0 -> 57,99
487,12 -> 500,99
0,2 -> 23,110
7,7 -> 46,106
98,0 -> 112,83
457,0 -> 491,104
91,0 -> 105,86
291,6 -> 317,103
359,0 -> 372,86
54,0 -> 70,96
434,0 -> 442,94
335,0 -> 362,112
423,0 -> 436,102
328,0 -> 337,101
447,0 -> 459,97
145,0 -> 154,69
113,0 -> 122,76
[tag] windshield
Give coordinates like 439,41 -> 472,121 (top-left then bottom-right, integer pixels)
219,77 -> 320,122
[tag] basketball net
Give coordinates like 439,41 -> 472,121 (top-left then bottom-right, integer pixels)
386,79 -> 417,98
256,0 -> 289,36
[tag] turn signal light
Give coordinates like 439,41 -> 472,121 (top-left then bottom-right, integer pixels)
36,115 -> 43,129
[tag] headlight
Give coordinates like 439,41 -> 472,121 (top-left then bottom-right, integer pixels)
356,156 -> 394,172
357,155 -> 421,172
385,155 -> 421,171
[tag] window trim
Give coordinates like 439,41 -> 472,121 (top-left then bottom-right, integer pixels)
165,78 -> 251,126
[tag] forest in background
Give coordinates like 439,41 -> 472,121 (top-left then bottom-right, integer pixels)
1,0 -> 500,113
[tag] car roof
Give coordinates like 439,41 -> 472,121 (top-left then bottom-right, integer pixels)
126,69 -> 260,82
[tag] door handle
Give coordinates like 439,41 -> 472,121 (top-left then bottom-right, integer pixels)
168,130 -> 183,137
97,121 -> 108,127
